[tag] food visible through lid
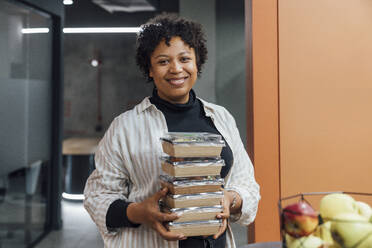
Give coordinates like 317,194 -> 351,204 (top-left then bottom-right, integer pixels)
160,132 -> 225,145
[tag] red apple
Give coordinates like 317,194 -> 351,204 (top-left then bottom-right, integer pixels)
282,200 -> 319,238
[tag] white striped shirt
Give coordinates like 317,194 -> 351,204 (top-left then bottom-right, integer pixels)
84,97 -> 260,248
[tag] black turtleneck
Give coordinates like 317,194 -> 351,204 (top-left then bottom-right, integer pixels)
105,89 -> 233,237
149,88 -> 233,178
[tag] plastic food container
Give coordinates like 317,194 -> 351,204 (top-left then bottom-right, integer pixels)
165,205 -> 223,223
159,175 -> 224,195
168,220 -> 222,237
160,132 -> 225,157
165,192 -> 224,208
161,157 -> 225,177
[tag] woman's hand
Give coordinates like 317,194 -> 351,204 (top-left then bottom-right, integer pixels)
127,188 -> 186,241
214,190 -> 242,239
213,190 -> 232,239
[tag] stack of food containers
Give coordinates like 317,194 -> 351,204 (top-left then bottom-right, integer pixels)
159,132 -> 226,237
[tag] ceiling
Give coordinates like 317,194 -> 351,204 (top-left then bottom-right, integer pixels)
91,0 -> 157,13
64,0 -> 178,27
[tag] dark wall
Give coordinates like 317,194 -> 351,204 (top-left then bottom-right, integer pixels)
63,33 -> 153,136
215,0 -> 246,145
63,0 -> 178,138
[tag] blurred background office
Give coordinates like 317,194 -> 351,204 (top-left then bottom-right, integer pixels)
5,0 -> 372,247
0,0 -> 248,247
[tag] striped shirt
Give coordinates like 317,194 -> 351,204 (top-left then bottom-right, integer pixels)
83,97 -> 261,248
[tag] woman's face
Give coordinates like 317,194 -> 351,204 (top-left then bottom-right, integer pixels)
149,36 -> 198,104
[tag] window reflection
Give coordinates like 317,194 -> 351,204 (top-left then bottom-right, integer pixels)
0,1 -> 52,247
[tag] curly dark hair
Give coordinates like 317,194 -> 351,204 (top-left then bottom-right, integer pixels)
136,13 -> 208,82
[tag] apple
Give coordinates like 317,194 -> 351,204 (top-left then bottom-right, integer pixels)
356,201 -> 372,221
330,212 -> 372,248
319,193 -> 358,220
282,201 -> 319,238
287,235 -> 324,248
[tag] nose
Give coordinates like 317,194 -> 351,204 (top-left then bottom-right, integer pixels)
169,61 -> 182,73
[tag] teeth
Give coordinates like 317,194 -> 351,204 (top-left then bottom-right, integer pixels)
169,78 -> 185,85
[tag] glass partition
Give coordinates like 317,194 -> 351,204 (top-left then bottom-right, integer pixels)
0,1 -> 52,247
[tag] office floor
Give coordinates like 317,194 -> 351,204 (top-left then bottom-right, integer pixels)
35,200 -> 247,248
35,200 -> 103,248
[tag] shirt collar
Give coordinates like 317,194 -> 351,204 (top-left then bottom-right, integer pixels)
136,97 -> 153,114
137,95 -> 216,118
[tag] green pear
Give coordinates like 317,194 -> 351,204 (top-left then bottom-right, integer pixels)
319,193 -> 358,220
330,212 -> 372,248
287,235 -> 324,248
314,221 -> 335,246
358,232 -> 372,248
356,201 -> 372,221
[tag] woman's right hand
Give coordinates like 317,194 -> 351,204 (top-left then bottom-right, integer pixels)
127,187 -> 186,241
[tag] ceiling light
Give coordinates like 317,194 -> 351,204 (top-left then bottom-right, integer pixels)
21,28 -> 49,34
63,27 -> 140,34
63,0 -> 74,5
91,59 -> 99,67
62,192 -> 84,200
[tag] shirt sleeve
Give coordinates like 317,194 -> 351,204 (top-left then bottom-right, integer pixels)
83,117 -> 137,236
106,199 -> 140,228
223,110 -> 261,226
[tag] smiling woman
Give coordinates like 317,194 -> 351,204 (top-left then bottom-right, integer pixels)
149,36 -> 198,104
83,13 -> 260,248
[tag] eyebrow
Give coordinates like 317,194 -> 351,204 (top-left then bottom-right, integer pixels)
154,51 -> 191,59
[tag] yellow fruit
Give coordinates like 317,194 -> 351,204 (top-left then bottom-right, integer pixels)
330,212 -> 372,248
314,221 -> 334,246
356,201 -> 372,221
287,235 -> 324,248
319,193 -> 358,220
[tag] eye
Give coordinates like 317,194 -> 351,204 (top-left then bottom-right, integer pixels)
180,57 -> 191,63
158,60 -> 169,65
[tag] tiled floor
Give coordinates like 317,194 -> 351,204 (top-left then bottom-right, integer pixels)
35,200 -> 103,248
35,200 -> 247,248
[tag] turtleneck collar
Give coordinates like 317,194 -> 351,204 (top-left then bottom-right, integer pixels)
150,88 -> 197,112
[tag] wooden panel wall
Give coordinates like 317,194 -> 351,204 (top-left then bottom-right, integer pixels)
248,0 -> 372,242
279,0 -> 372,206
250,0 -> 281,242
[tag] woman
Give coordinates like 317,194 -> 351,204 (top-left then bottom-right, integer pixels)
84,13 -> 260,248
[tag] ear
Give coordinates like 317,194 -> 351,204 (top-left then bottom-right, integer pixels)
149,68 -> 153,78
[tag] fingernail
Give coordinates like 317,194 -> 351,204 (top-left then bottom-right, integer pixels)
217,215 -> 221,218
177,213 -> 183,217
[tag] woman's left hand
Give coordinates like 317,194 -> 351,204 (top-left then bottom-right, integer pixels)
213,190 -> 231,239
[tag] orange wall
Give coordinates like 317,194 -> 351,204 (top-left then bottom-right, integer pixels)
250,0 -> 281,242
279,0 -> 372,204
250,0 -> 372,242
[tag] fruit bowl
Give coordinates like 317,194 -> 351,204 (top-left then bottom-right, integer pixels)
279,191 -> 372,248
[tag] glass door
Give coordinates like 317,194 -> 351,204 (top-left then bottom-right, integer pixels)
0,1 -> 53,247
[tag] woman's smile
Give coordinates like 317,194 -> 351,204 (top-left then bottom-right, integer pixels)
166,76 -> 188,86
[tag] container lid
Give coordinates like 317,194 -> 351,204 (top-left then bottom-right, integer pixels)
169,191 -> 224,199
168,205 -> 223,213
168,219 -> 222,226
161,156 -> 225,166
160,132 -> 225,146
159,175 -> 224,186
